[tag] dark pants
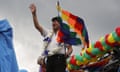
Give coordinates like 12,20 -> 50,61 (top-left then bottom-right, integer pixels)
46,54 -> 66,72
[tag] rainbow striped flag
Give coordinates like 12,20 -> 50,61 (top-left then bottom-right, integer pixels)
56,2 -> 89,47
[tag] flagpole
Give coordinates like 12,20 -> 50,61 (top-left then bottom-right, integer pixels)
57,0 -> 60,17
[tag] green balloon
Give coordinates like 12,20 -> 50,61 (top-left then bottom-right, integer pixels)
74,65 -> 80,70
69,64 -> 74,69
75,54 -> 83,62
100,38 -> 111,51
112,31 -> 120,41
70,64 -> 79,70
91,48 -> 101,55
83,52 -> 91,60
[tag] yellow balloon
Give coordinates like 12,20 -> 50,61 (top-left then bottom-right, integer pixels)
99,37 -> 104,42
76,60 -> 83,66
67,64 -> 72,70
99,37 -> 107,51
87,47 -> 93,53
81,50 -> 85,55
107,33 -> 115,43
90,57 -> 98,62
83,58 -> 89,65
89,44 -> 93,48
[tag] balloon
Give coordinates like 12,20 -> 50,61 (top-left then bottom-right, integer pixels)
94,41 -> 104,51
107,33 -> 115,44
75,54 -> 83,62
76,60 -> 83,66
74,65 -> 80,70
73,65 -> 80,70
83,58 -> 89,65
83,52 -> 91,60
70,56 -> 77,65
90,57 -> 98,62
100,38 -> 111,51
91,48 -> 101,55
68,64 -> 79,70
86,49 -> 96,58
81,50 -> 85,56
87,47 -> 93,53
112,31 -> 120,41
105,34 -> 113,46
67,64 -> 72,70
99,37 -> 104,42
67,27 -> 120,71
115,27 -> 120,37
90,43 -> 95,48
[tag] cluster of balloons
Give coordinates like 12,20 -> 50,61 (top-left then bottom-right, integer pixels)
67,27 -> 120,70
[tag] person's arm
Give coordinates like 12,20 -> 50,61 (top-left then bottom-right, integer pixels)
66,45 -> 73,58
29,4 -> 47,36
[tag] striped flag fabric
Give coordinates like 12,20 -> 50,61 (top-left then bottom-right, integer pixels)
56,2 -> 89,48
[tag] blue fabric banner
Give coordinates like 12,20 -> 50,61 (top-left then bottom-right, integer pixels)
0,19 -> 19,72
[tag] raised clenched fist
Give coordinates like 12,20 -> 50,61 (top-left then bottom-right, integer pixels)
29,4 -> 36,15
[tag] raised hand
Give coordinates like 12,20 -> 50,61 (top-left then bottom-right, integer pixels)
29,4 -> 36,15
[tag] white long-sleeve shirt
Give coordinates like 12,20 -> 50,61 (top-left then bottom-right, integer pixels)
41,28 -> 66,56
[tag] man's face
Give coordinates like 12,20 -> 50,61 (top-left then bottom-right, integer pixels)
52,20 -> 60,31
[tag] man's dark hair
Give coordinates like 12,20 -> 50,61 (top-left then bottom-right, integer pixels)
51,16 -> 62,23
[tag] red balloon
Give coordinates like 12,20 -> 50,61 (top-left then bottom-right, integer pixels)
94,41 -> 104,51
70,56 -> 77,65
86,50 -> 96,57
105,34 -> 114,46
115,27 -> 120,37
